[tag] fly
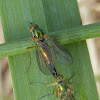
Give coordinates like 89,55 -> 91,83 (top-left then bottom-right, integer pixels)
34,73 -> 75,100
26,22 -> 73,76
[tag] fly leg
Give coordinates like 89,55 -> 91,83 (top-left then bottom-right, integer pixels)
30,36 -> 35,41
68,87 -> 75,97
56,88 -> 58,100
30,82 -> 57,99
64,73 -> 75,82
30,82 -> 56,87
66,82 -> 74,85
63,78 -> 69,81
68,87 -> 74,92
50,35 -> 54,38
38,85 -> 57,100
25,45 -> 37,73
26,46 -> 37,49
63,95 -> 67,100
68,87 -> 75,100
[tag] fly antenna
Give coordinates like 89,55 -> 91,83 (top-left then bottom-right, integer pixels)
30,22 -> 34,25
68,73 -> 75,82
30,82 -> 47,87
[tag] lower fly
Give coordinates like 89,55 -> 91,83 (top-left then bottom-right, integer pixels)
31,73 -> 75,100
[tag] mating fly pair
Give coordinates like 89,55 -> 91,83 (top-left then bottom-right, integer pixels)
27,22 -> 75,100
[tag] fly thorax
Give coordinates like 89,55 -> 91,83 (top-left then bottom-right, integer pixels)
34,30 -> 44,40
54,75 -> 63,84
60,83 -> 67,94
57,80 -> 63,84
58,84 -> 66,96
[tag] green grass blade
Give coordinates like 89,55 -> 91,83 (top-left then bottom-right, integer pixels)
0,22 -> 100,58
0,0 -> 99,100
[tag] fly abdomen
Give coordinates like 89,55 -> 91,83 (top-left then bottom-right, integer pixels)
48,65 -> 57,77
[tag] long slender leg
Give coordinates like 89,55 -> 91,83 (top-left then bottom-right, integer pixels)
47,83 -> 57,87
25,46 -> 37,73
25,49 -> 32,73
26,46 -> 37,49
56,88 -> 58,100
63,78 -> 69,81
30,35 -> 35,41
30,82 -> 56,87
72,94 -> 75,100
68,87 -> 74,92
66,82 -> 74,85
68,87 -> 74,97
30,81 -> 57,99
63,95 -> 67,100
52,85 -> 57,95
38,85 -> 57,100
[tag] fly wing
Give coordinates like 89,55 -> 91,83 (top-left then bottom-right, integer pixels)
45,35 -> 73,66
60,91 -> 75,100
36,46 -> 51,75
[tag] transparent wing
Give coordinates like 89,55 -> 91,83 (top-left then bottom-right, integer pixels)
45,35 -> 73,66
36,46 -> 51,75
36,41 -> 56,75
60,91 -> 75,100
36,34 -> 73,75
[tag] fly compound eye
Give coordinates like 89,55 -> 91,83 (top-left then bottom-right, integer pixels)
29,26 -> 34,32
29,26 -> 32,31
